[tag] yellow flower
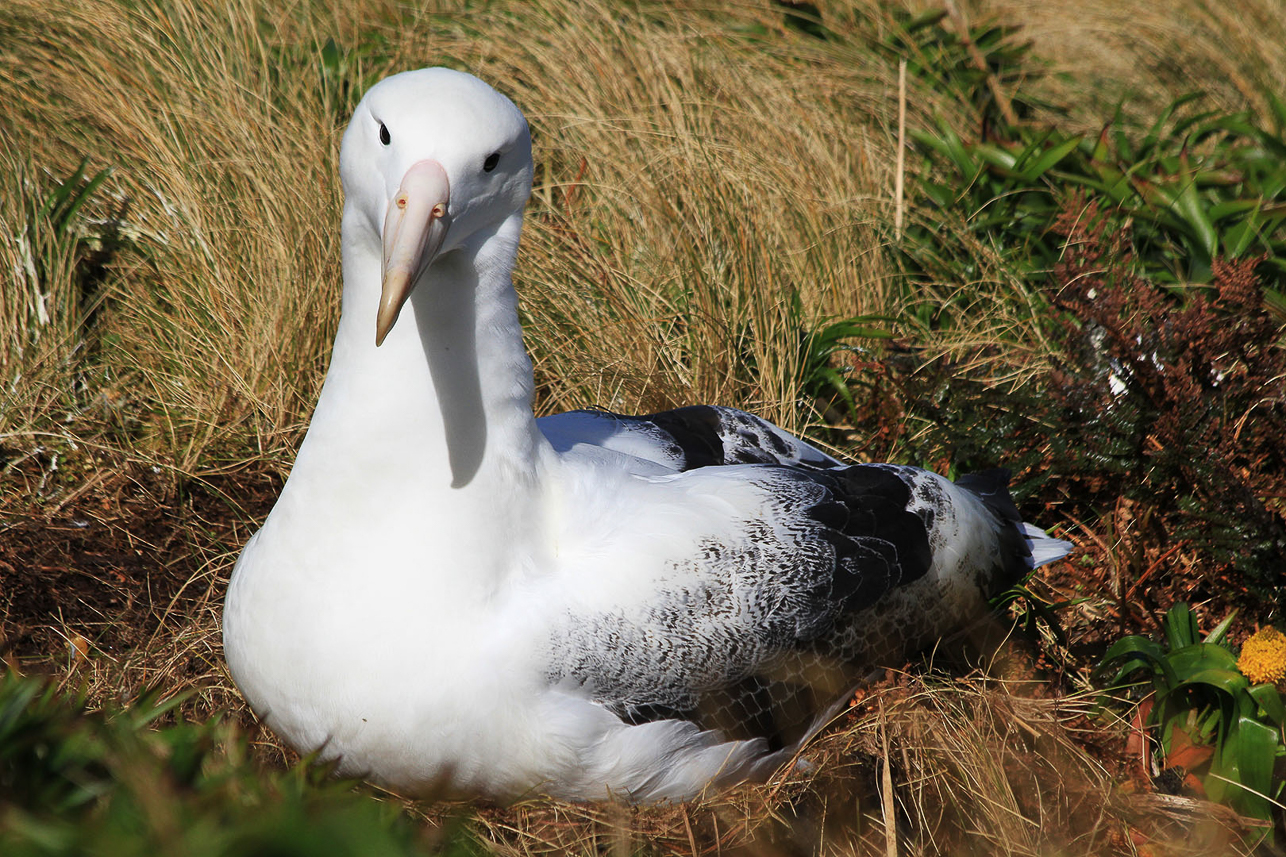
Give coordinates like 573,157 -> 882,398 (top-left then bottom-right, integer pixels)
1238,626 -> 1286,685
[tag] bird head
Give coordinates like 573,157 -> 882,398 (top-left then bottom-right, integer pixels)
340,68 -> 534,345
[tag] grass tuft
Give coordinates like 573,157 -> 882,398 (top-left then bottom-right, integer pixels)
2,0 -> 1285,853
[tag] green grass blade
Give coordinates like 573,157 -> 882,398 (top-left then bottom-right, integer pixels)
1173,667 -> 1250,697
1173,178 -> 1218,263
35,157 -> 88,222
1204,609 -> 1238,645
1163,603 -> 1199,650
973,142 -> 1018,172
55,167 -> 113,239
1211,716 -> 1279,835
1019,135 -> 1082,182
1166,642 -> 1239,675
1246,683 -> 1286,728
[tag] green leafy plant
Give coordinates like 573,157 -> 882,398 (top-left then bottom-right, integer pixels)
900,93 -> 1286,320
1097,604 -> 1286,843
887,9 -> 1286,331
0,673 -> 479,856
16,157 -> 114,296
873,10 -> 1062,129
990,582 -> 1075,650
796,303 -> 894,427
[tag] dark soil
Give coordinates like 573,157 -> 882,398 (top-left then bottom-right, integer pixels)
0,456 -> 280,678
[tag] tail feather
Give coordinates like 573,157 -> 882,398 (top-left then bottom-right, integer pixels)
1021,522 -> 1073,569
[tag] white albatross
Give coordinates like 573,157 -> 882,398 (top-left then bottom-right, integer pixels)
223,67 -> 1071,803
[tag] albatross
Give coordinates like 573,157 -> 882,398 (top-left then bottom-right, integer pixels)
223,67 -> 1070,803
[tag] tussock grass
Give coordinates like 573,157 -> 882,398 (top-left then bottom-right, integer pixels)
978,0 -> 1286,127
455,675 -> 1251,856
0,154 -> 84,443
0,0 -> 902,474
6,0 -> 1282,472
2,0 -> 347,475
499,1 -> 898,427
3,0 -> 1285,854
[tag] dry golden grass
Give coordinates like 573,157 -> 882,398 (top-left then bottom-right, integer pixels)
6,0 -> 1283,467
0,151 -> 94,441
2,0 -> 344,473
421,674 -> 1253,857
976,0 -> 1286,128
3,0 -> 1284,853
0,0 -> 903,472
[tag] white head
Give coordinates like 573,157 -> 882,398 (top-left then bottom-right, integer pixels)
340,68 -> 534,345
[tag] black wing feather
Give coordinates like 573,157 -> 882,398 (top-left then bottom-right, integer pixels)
546,463 -> 935,744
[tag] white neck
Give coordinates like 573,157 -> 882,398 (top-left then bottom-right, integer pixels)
289,206 -> 546,499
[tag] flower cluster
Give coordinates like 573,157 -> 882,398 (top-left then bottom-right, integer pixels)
1237,626 -> 1286,685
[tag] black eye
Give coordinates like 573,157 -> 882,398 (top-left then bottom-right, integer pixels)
379,123 -> 391,146
483,152 -> 500,172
